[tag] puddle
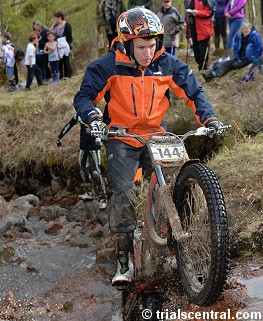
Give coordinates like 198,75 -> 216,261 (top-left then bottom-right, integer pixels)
240,275 -> 263,299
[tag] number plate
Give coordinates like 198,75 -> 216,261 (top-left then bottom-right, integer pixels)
150,143 -> 186,162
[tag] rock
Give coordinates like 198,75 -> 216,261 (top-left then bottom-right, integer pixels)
0,214 -> 27,234
39,205 -> 68,221
67,200 -> 108,225
0,246 -> 16,264
0,182 -> 15,198
67,200 -> 98,222
96,247 -> 116,264
51,179 -> 64,194
44,221 -> 63,234
88,223 -> 104,238
15,194 -> 39,207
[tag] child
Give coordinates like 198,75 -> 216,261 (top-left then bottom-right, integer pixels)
25,32 -> 43,90
44,31 -> 60,83
1,33 -> 16,92
56,108 -> 108,210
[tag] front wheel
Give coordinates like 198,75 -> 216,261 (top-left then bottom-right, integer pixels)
172,163 -> 229,306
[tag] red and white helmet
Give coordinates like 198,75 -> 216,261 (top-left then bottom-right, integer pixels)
117,8 -> 164,43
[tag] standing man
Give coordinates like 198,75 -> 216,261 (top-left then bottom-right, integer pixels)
186,0 -> 215,70
157,0 -> 185,56
128,0 -> 153,10
73,8 -> 225,286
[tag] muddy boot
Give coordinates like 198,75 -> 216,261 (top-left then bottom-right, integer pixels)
112,233 -> 134,286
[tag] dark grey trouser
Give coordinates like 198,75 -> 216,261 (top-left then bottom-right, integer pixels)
105,140 -> 152,233
216,58 -> 250,77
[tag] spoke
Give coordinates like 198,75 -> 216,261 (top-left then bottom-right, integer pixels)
179,178 -> 212,290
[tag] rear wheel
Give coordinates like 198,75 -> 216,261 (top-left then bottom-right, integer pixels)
172,163 -> 229,306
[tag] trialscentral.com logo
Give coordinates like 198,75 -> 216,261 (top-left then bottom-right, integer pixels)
141,308 -> 262,320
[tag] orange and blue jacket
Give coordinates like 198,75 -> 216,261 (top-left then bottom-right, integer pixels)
73,39 -> 217,148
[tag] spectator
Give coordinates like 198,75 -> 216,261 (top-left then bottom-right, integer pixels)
214,0 -> 228,50
128,0 -> 153,9
202,21 -> 262,81
14,49 -> 25,86
224,0 -> 247,50
33,21 -> 50,82
157,0 -> 185,56
73,8 -> 225,286
44,31 -> 60,83
184,0 -> 194,58
99,0 -> 126,50
1,32 -> 16,92
186,0 -> 215,71
56,109 -> 108,210
24,32 -> 44,90
50,11 -> 73,79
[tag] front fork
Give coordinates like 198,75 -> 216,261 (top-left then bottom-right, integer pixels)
148,164 -> 191,243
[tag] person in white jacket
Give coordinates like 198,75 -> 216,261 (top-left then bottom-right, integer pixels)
1,33 -> 16,92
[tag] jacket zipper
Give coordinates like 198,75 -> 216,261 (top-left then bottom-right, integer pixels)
131,84 -> 137,116
148,83 -> 156,116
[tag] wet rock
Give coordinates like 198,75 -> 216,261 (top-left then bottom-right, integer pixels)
88,223 -> 104,238
11,194 -> 39,217
96,247 -> 116,264
0,214 -> 27,234
0,246 -> 16,264
39,205 -> 68,221
45,221 -> 62,234
15,194 -> 39,207
44,221 -> 63,234
67,200 -> 98,222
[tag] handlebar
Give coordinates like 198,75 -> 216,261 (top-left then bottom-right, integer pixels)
86,125 -> 231,145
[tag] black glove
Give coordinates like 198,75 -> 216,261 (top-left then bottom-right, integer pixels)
89,119 -> 108,141
56,138 -> 62,147
206,119 -> 225,136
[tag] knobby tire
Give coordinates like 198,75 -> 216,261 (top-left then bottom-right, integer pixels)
172,163 -> 230,306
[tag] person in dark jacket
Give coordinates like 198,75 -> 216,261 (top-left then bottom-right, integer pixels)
33,21 -> 50,82
157,0 -> 185,56
214,0 -> 228,50
73,8 -> 225,286
99,0 -> 126,50
186,0 -> 215,70
56,109 -> 108,210
202,21 -> 262,81
128,0 -> 153,9
50,11 -> 73,79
